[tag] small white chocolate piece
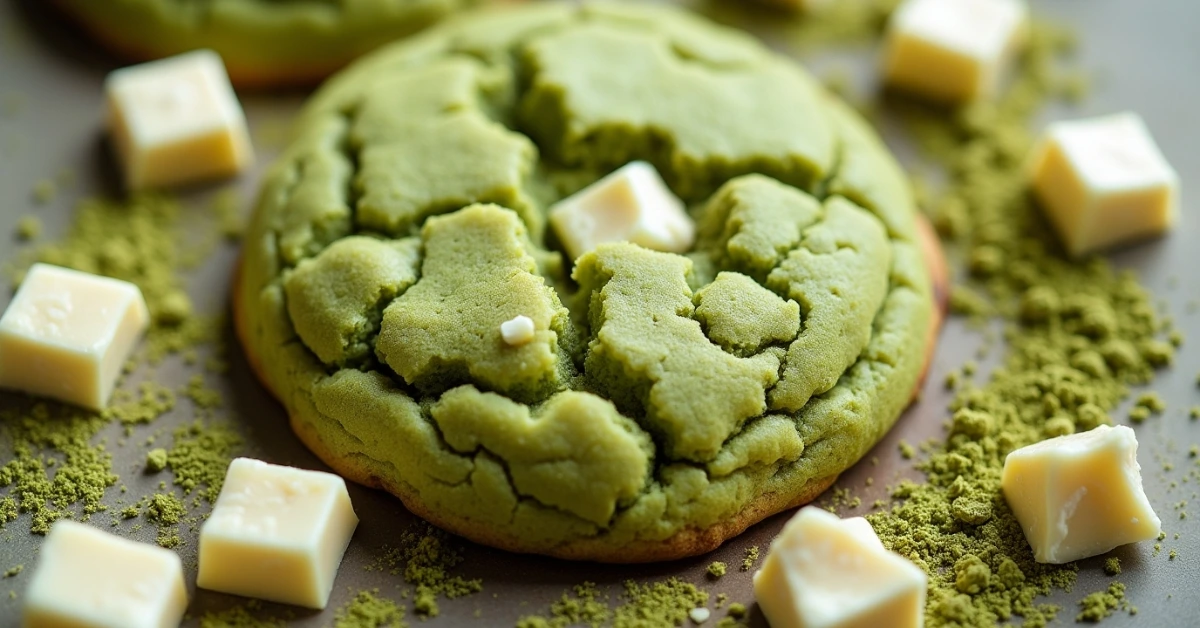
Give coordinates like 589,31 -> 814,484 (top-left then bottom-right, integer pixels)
689,607 -> 711,624
754,507 -> 926,628
549,161 -> 695,262
500,315 -> 536,346
1001,425 -> 1161,564
198,458 -> 359,609
24,520 -> 187,628
0,263 -> 149,410
883,0 -> 1029,103
1029,112 -> 1179,257
106,49 -> 254,191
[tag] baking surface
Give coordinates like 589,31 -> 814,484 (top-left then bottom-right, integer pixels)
0,0 -> 1198,626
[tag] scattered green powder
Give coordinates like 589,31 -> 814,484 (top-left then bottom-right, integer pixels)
3,564 -> 22,578
212,189 -> 247,241
707,561 -> 727,579
740,546 -> 759,571
1168,550 -> 1177,560
899,440 -> 916,459
166,420 -> 242,503
14,216 -> 40,241
861,18 -> 1176,628
516,582 -> 610,628
612,578 -> 707,628
31,179 -> 56,205
726,603 -> 746,618
107,381 -> 176,426
334,590 -> 407,628
0,402 -> 116,533
145,448 -> 168,473
144,493 -> 185,548
1075,583 -> 1127,623
197,600 -> 287,628
364,526 -> 483,617
1104,557 -> 1121,576
183,374 -> 223,409
8,194 -> 220,361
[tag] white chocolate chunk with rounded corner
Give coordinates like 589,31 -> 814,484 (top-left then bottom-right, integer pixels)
689,607 -> 711,624
198,458 -> 359,609
753,507 -> 926,628
549,161 -> 695,262
0,263 -> 149,410
107,49 -> 254,191
1028,112 -> 1179,257
500,315 -> 536,346
883,0 -> 1029,103
24,520 -> 187,628
1001,425 -> 1161,564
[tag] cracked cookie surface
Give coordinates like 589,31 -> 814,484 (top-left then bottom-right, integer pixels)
235,1 -> 936,561
49,0 -> 476,86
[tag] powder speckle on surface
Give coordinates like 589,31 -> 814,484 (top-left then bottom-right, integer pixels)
706,561 -> 727,578
613,578 -> 707,628
516,582 -> 609,628
0,402 -> 115,534
1104,557 -> 1121,576
143,492 -> 185,548
197,600 -> 287,628
1075,582 -> 1127,623
740,546 -> 759,572
166,420 -> 242,503
31,178 -> 55,205
13,215 -> 40,241
2,564 -> 21,578
364,526 -> 483,617
334,590 -> 407,628
145,448 -> 168,472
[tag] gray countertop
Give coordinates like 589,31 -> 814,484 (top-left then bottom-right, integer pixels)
0,0 -> 1197,626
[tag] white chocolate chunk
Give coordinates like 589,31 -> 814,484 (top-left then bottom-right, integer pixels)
1029,112 -> 1179,257
0,263 -> 149,410
24,520 -> 186,628
500,315 -> 536,346
1001,425 -> 1161,564
107,49 -> 254,191
549,161 -> 695,262
689,607 -> 711,624
753,507 -> 926,628
198,458 -> 359,609
883,0 -> 1029,103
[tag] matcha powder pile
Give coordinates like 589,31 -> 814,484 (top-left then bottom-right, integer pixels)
866,18 -> 1174,628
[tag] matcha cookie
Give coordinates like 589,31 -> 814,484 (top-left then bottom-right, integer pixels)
235,2 -> 944,561
50,0 -> 478,87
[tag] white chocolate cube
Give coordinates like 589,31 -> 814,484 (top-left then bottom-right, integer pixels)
883,0 -> 1029,103
753,507 -> 926,628
549,161 -> 695,262
500,315 -> 536,346
1001,425 -> 1161,564
107,49 -> 254,191
0,264 -> 149,410
198,458 -> 359,609
24,520 -> 187,628
1029,112 -> 1179,257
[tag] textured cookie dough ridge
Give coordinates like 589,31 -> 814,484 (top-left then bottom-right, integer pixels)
235,2 -> 943,561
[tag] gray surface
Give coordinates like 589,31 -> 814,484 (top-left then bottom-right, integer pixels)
0,0 -> 1197,626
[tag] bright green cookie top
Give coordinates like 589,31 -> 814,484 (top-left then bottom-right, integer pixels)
52,0 -> 475,86
238,1 -> 933,559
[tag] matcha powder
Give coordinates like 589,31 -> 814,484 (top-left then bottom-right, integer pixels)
0,193 -> 238,538
865,17 -> 1175,628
